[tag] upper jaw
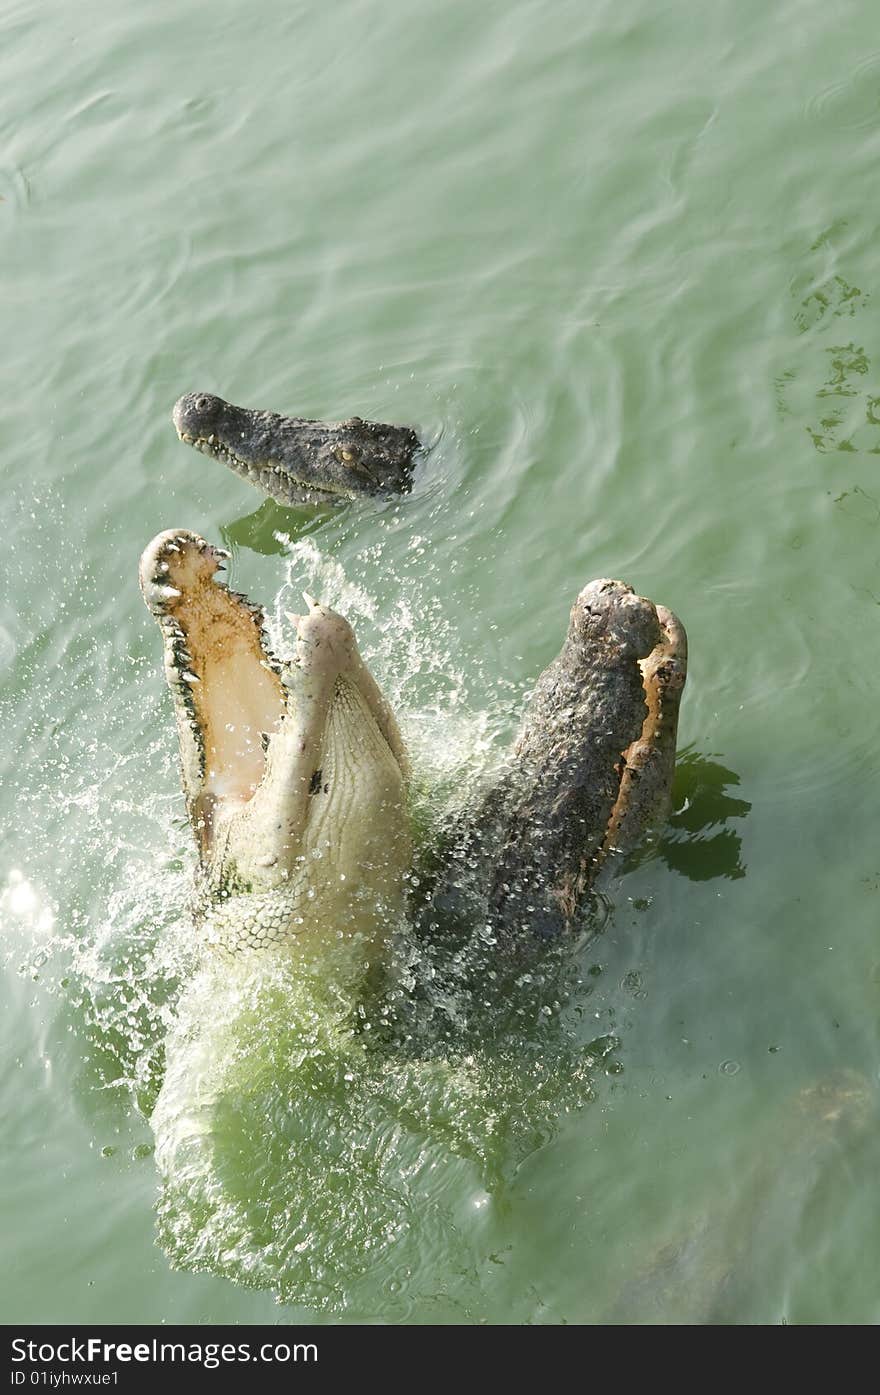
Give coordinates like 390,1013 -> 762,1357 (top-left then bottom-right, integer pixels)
171,414 -> 343,502
139,531 -> 408,875
175,420 -> 382,503
172,393 -> 418,502
569,579 -> 661,659
138,528 -> 231,616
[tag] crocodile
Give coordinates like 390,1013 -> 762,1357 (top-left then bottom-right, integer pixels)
140,531 -> 687,955
426,582 -> 688,943
139,529 -> 411,956
172,392 -> 421,507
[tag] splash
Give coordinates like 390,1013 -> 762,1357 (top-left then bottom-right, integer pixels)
22,538 -> 603,1314
151,930 -> 602,1311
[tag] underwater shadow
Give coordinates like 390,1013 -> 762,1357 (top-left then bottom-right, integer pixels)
658,750 -> 751,882
600,1070 -> 875,1324
219,498 -> 338,557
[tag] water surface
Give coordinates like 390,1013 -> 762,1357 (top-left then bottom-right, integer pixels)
2,0 -> 880,1324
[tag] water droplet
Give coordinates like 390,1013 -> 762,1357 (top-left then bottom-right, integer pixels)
719,1059 -> 741,1076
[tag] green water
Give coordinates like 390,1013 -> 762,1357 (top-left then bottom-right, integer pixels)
3,0 -> 880,1325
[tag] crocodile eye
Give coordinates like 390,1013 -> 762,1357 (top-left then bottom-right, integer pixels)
335,446 -> 359,465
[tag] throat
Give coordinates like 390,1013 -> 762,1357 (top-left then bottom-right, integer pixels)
301,678 -> 409,870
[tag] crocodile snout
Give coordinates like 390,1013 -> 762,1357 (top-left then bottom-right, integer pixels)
172,392 -> 224,444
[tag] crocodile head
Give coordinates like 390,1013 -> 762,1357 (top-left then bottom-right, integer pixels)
139,530 -> 411,955
172,393 -> 421,506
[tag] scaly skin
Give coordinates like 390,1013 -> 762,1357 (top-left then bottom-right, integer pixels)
173,392 -> 421,506
141,535 -> 687,953
426,581 -> 687,941
140,530 -> 410,956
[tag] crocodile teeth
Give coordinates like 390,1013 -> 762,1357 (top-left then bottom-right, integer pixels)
181,671 -> 201,685
302,591 -> 319,610
154,584 -> 182,600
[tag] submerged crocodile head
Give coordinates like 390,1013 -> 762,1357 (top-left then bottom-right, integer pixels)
172,393 -> 421,506
139,529 -> 411,956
